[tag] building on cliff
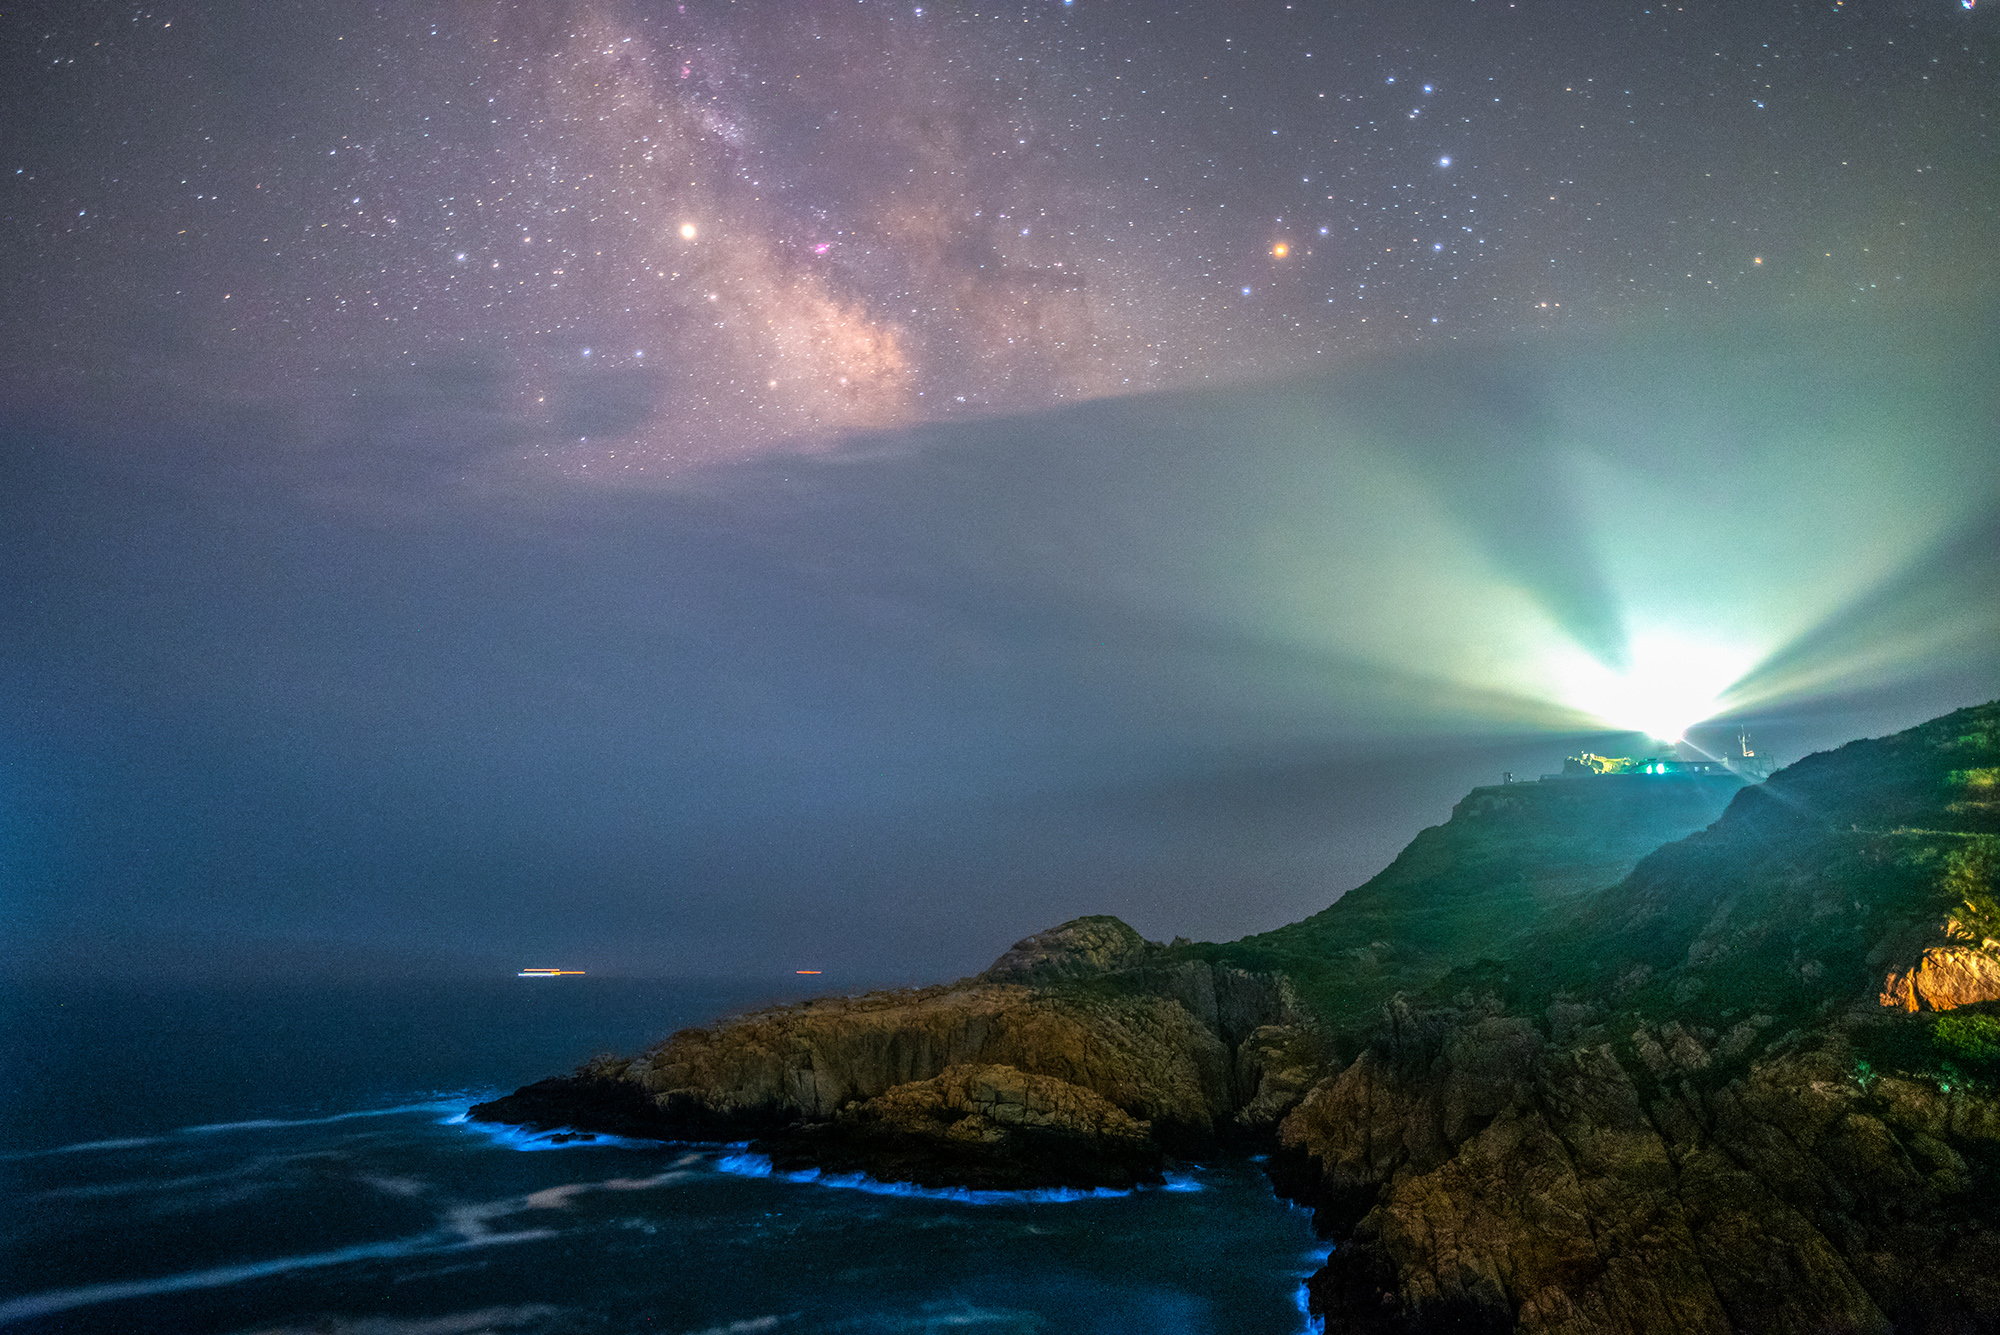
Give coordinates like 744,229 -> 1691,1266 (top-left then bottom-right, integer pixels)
1725,727 -> 1777,780
1546,730 -> 1774,782
1558,751 -> 1733,777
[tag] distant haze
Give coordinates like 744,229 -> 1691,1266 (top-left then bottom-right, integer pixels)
4,307 -> 1994,983
6,0 -> 1996,982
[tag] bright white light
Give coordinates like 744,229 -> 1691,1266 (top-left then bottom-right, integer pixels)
1555,631 -> 1756,742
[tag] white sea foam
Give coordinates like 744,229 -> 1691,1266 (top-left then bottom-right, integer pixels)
441,1168 -> 698,1245
360,1173 -> 430,1198
0,1231 -> 546,1325
231,1303 -> 564,1335
23,1146 -> 353,1205
714,1150 -> 774,1176
1292,1244 -> 1334,1335
0,1159 -> 704,1322
848,1301 -> 1039,1330
4,1135 -> 164,1157
445,1115 -> 666,1152
182,1099 -> 474,1135
710,1152 -> 1133,1205
678,1318 -> 789,1335
5,1098 -> 506,1161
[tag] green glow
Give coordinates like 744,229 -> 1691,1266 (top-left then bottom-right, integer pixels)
1172,310 -> 1994,741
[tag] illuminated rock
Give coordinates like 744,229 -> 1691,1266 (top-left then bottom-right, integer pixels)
1880,923 -> 2000,1012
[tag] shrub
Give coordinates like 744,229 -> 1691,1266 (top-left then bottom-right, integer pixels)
1933,1012 -> 2000,1067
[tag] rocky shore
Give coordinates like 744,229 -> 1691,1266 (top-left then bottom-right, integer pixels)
472,916 -> 1320,1187
473,701 -> 2000,1331
1267,701 -> 2000,1332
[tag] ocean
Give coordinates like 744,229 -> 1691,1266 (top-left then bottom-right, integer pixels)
0,979 -> 1326,1334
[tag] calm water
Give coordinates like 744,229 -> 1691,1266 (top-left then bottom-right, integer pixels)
1,980 -> 1325,1334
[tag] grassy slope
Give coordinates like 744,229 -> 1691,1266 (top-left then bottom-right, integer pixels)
1438,700 -> 2000,1081
1187,770 -> 1747,1035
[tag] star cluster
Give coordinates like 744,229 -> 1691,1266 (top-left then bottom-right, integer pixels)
3,0 -> 1994,476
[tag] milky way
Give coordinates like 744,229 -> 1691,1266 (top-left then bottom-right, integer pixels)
5,0 -> 1995,477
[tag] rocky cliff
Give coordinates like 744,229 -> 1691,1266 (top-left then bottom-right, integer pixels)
472,700 -> 2000,1330
1272,701 -> 2000,1332
1206,770 -> 1746,1038
471,924 -> 1318,1186
471,747 -> 1754,1191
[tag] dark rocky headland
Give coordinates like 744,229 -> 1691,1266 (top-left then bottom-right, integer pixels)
472,701 -> 2000,1331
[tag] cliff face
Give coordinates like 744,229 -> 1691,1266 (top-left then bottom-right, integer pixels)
1212,772 -> 1745,1033
757,1062 -> 1165,1191
472,700 -> 2000,1328
979,914 -> 1162,984
1274,701 -> 2000,1333
1278,1012 -> 2000,1334
628,979 -> 1234,1137
470,926 -> 1316,1184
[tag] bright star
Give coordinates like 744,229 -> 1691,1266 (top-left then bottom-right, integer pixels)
680,222 -> 697,240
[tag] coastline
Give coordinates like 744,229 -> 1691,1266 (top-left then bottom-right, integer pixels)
468,702 -> 2000,1332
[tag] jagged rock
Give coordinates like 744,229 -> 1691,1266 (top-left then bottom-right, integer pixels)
1276,1018 -> 2000,1334
850,1062 -> 1152,1139
752,1062 -> 1165,1191
471,702 -> 2000,1325
472,919 -> 1307,1185
1879,915 -> 2000,1011
468,1071 -> 673,1140
1234,1024 -> 1326,1129
1880,943 -> 2000,1011
1272,701 -> 2000,1333
977,914 -> 1161,984
625,979 -> 1233,1139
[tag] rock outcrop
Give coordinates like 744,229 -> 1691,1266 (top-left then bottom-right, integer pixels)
474,700 -> 2000,1328
1274,1009 -> 2000,1334
978,914 -> 1161,984
1271,701 -> 2000,1332
471,920 -> 1308,1185
625,976 -> 1234,1136
759,1063 -> 1164,1190
1880,915 -> 2000,1012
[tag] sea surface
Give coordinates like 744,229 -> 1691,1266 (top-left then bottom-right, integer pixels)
0,979 -> 1327,1334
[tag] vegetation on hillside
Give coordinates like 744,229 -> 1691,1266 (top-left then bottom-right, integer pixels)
1177,771 -> 1746,1039
1400,702 -> 2000,1088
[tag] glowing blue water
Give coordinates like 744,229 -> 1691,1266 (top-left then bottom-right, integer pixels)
1,981 -> 1323,1333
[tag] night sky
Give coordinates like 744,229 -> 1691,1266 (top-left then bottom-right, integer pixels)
3,0 -> 1997,983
